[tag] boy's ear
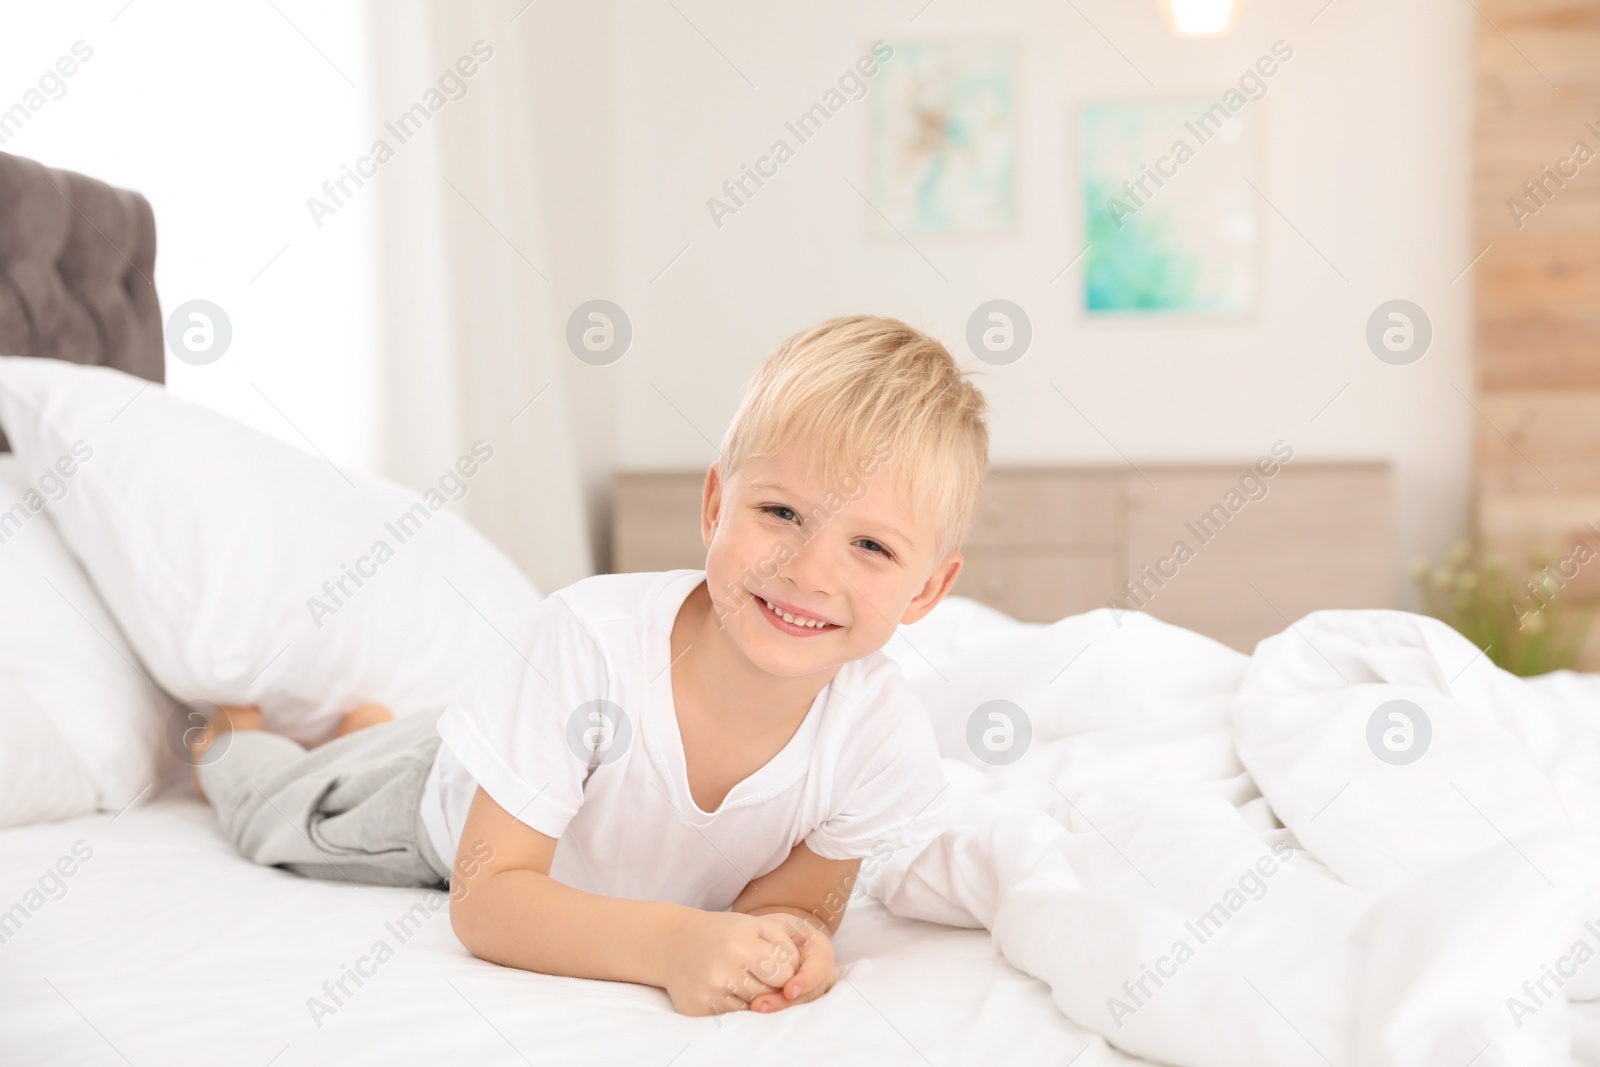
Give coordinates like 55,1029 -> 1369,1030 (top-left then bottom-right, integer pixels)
900,551 -> 962,626
701,462 -> 724,549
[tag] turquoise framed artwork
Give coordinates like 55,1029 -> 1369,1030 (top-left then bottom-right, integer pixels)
1082,98 -> 1256,315
870,42 -> 1017,235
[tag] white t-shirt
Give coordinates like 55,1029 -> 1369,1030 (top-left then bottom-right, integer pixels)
418,568 -> 950,911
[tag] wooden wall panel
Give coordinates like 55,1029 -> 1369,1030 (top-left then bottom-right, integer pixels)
1475,0 -> 1600,29
1474,0 -> 1600,667
1477,490 -> 1600,600
1478,320 -> 1600,390
1478,238 -> 1600,316
1477,391 -> 1600,492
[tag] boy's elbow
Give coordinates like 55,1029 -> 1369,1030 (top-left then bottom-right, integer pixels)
448,880 -> 493,959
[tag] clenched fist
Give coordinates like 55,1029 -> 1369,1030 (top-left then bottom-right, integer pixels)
659,910 -> 803,1016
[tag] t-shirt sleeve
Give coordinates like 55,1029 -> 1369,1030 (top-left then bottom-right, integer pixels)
434,595 -> 610,841
804,675 -> 951,861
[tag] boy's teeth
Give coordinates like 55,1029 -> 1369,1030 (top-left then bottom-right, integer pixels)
763,597 -> 826,628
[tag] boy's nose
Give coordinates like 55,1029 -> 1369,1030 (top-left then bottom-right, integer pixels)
778,532 -> 835,596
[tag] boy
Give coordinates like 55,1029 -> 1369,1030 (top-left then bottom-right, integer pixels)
193,314 -> 990,1016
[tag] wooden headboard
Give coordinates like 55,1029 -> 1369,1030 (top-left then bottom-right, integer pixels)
612,461 -> 1395,654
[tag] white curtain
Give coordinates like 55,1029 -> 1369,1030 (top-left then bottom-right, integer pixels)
366,0 -> 594,595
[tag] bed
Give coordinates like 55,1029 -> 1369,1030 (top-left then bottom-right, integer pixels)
10,152 -> 1600,1067
0,151 -> 1141,1067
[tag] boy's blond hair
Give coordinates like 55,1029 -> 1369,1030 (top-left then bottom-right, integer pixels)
719,315 -> 989,565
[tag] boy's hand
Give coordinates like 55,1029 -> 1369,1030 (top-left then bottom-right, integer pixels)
660,910 -> 802,1016
748,913 -> 836,1013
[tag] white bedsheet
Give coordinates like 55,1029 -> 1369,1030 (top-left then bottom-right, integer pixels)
876,603 -> 1600,1066
0,788 -> 1148,1066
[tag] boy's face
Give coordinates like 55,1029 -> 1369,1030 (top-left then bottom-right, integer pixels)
698,441 -> 963,679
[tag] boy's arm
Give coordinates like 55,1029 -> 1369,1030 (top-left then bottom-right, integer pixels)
449,786 -> 801,1015
449,785 -> 681,986
730,841 -> 862,935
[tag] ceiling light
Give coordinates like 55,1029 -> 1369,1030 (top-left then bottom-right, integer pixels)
1160,0 -> 1242,36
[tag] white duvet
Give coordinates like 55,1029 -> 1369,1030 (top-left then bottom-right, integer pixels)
879,602 -> 1600,1066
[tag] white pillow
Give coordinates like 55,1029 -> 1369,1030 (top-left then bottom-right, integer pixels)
0,675 -> 103,828
0,356 -> 544,745
0,455 -> 172,824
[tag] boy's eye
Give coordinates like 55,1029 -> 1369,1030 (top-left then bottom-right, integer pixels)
855,539 -> 892,560
761,504 -> 798,522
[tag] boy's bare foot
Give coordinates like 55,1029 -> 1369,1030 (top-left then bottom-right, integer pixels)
336,703 -> 394,738
191,705 -> 264,801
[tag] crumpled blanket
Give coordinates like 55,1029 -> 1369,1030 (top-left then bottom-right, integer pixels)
877,602 -> 1600,1066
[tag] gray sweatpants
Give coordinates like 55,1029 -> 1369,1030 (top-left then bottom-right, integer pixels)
197,708 -> 452,889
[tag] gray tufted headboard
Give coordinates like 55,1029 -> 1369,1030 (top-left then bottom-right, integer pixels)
0,150 -> 164,448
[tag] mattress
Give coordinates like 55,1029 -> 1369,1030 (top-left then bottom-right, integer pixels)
0,785 -> 1148,1066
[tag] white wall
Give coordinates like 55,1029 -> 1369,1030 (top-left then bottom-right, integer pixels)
521,0 -> 622,577
522,0 -> 1473,598
6,1 -> 1475,602
0,0 -> 377,469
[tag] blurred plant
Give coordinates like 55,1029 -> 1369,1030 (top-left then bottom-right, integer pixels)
1412,539 -> 1592,677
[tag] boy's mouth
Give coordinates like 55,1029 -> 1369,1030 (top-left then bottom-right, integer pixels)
747,588 -> 840,636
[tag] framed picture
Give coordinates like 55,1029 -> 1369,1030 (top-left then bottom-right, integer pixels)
870,41 -> 1017,236
1081,98 -> 1256,315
